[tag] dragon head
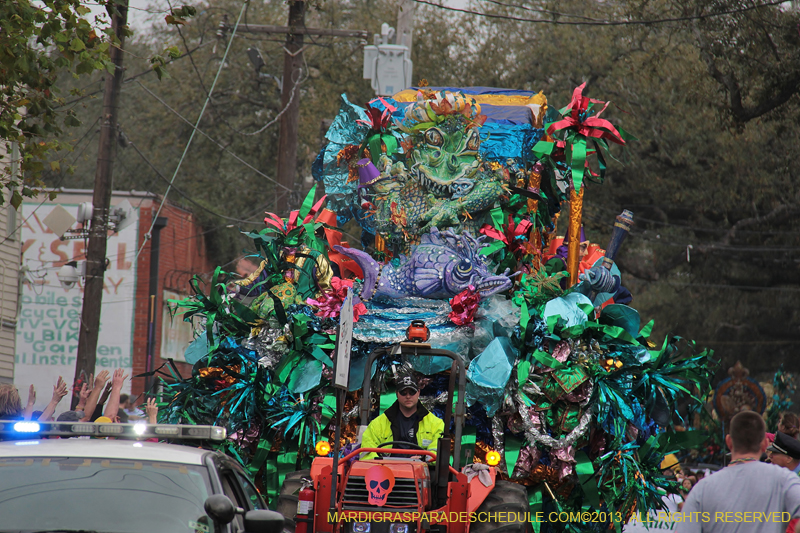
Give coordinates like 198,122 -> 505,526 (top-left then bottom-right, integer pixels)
441,231 -> 513,298
411,116 -> 481,197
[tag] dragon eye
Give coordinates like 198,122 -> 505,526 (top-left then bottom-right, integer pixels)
465,130 -> 480,151
456,259 -> 472,274
424,128 -> 444,147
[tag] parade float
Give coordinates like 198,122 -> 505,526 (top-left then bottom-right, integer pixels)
158,85 -> 716,532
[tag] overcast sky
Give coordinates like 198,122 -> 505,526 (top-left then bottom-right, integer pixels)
88,0 -> 471,33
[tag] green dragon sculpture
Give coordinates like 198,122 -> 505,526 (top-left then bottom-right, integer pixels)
370,110 -> 508,248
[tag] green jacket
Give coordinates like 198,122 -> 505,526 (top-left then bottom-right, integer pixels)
361,401 -> 444,460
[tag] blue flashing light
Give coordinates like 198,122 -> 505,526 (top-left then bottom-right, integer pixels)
14,421 -> 41,433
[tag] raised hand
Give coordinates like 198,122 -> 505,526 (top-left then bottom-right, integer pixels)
94,370 -> 110,389
37,377 -> 68,421
102,369 -> 129,421
98,382 -> 113,404
81,370 -> 111,422
79,383 -> 91,402
74,382 -> 91,411
26,384 -> 36,408
51,377 -> 68,403
146,398 -> 158,425
111,368 -> 128,389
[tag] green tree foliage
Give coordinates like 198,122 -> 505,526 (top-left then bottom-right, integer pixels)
0,0 -> 116,206
50,0 -> 800,374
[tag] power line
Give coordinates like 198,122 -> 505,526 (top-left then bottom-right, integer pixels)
135,0 -> 250,264
56,40 -> 215,111
660,281 -> 800,292
123,129 -> 262,225
0,117 -> 101,247
583,212 -> 800,253
480,0 -> 607,21
166,0 -> 291,138
594,205 -> 800,236
414,0 -> 786,26
134,80 -> 291,193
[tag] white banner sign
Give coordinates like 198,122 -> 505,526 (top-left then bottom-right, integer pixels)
15,202 -> 138,417
160,290 -> 197,363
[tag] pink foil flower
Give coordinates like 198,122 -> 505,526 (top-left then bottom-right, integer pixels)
551,445 -> 576,480
449,285 -> 481,325
307,277 -> 368,322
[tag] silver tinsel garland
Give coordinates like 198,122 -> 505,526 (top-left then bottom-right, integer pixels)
514,391 -> 593,449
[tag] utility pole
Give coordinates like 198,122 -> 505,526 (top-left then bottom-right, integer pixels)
230,12 -> 368,212
396,0 -> 416,54
274,0 -> 306,211
72,0 -> 129,407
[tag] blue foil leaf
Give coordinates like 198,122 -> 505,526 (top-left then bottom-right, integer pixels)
465,337 -> 515,416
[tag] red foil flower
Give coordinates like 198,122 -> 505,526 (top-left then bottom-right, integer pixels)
448,285 -> 481,326
307,277 -> 368,322
480,214 -> 535,260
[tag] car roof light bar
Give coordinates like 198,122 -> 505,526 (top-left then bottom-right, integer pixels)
0,420 -> 226,442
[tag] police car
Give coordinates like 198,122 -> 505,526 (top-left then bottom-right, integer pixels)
0,420 -> 283,533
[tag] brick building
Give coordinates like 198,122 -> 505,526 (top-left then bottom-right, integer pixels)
130,196 -> 217,397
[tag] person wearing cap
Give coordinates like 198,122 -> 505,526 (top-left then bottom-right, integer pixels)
768,432 -> 800,474
677,411 -> 800,533
361,374 -> 444,460
767,432 -> 800,533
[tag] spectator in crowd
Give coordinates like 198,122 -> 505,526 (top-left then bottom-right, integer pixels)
58,371 -> 111,422
0,384 -> 30,420
768,432 -> 800,473
1,379 -> 68,421
764,432 -> 800,533
119,394 -> 143,420
678,410 -> 800,533
780,413 -> 800,439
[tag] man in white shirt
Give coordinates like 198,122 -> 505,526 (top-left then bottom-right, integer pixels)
678,410 -> 800,533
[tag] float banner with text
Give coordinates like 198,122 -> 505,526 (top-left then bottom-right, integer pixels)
15,202 -> 139,416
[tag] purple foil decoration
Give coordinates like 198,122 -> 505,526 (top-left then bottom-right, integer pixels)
357,158 -> 382,187
228,423 -> 261,447
551,445 -> 576,480
511,445 -> 542,480
552,341 -> 571,363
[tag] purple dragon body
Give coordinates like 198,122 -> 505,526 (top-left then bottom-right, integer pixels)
334,228 -> 512,300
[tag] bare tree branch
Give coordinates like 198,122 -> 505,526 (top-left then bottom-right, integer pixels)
721,204 -> 800,245
692,25 -> 800,123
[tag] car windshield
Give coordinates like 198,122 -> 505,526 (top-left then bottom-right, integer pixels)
0,455 -> 213,533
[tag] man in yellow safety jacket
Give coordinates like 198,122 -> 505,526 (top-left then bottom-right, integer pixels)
361,375 -> 444,460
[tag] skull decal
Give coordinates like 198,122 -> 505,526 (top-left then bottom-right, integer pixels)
365,465 -> 395,506
449,177 -> 475,199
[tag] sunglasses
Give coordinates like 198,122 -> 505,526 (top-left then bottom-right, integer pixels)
398,389 -> 418,397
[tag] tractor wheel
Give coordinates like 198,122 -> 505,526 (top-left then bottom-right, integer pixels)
470,480 -> 530,533
275,469 -> 310,532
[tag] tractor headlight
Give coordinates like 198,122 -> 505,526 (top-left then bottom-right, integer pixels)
316,440 -> 331,456
390,524 -> 409,533
485,450 -> 501,466
353,522 -> 371,533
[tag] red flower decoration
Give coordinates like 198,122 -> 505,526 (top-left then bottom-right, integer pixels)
357,105 -> 392,133
448,285 -> 481,326
479,214 -> 535,259
307,277 -> 368,322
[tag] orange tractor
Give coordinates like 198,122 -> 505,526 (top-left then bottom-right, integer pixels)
277,340 -> 530,533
